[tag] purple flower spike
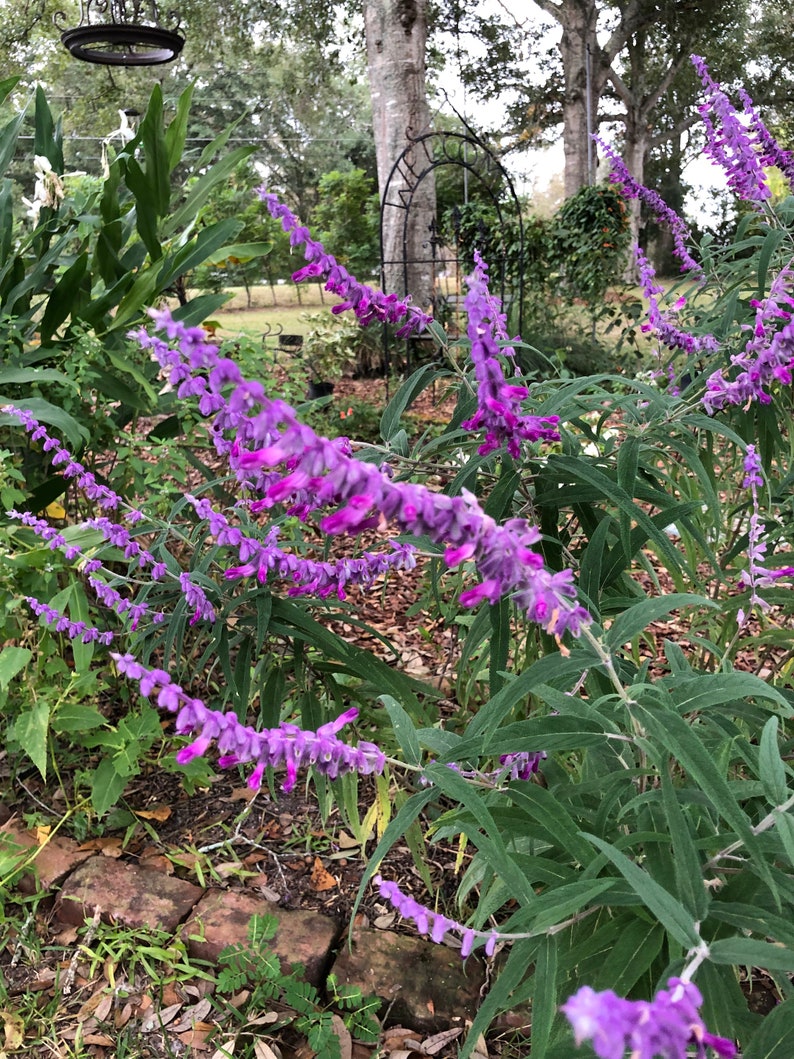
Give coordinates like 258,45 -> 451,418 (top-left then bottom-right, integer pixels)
635,249 -> 718,358
703,267 -> 794,412
111,653 -> 385,792
596,141 -> 701,275
562,978 -> 736,1059
462,252 -> 560,458
692,55 -> 789,208
257,190 -> 433,338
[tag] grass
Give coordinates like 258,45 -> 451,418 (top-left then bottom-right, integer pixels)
209,283 -> 335,341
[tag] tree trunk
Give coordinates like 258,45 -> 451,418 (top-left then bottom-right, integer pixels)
364,0 -> 435,310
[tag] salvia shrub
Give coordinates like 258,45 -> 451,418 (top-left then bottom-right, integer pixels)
3,56 -> 794,1059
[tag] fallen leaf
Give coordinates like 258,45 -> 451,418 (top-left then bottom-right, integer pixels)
309,856 -> 337,892
78,837 -> 123,857
133,804 -> 171,821
171,997 -> 213,1032
34,824 -> 51,845
210,1038 -> 236,1059
253,1041 -> 281,1059
141,1001 -> 184,1032
331,1014 -> 352,1059
229,786 -> 257,802
246,1012 -> 280,1027
83,1032 -> 115,1046
0,1008 -> 25,1050
336,831 -> 360,849
139,851 -> 174,875
422,1028 -> 462,1055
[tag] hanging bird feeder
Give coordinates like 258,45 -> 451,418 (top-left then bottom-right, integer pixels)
56,1 -> 185,66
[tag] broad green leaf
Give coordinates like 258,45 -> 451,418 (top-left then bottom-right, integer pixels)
39,255 -> 89,344
164,82 -> 194,169
380,363 -> 443,442
52,703 -> 105,734
709,937 -> 794,971
759,717 -> 788,805
378,695 -> 422,767
91,756 -> 128,816
0,367 -> 71,386
661,772 -> 710,920
34,85 -> 63,172
0,397 -> 88,449
607,593 -> 716,650
162,145 -> 256,236
0,646 -> 32,689
11,701 -> 50,779
592,917 -> 665,995
582,833 -> 702,947
204,241 -> 273,265
529,935 -> 558,1059
743,998 -> 794,1059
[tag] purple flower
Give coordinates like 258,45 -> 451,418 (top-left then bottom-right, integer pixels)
596,142 -> 702,275
635,248 -> 718,359
461,252 -> 560,458
703,267 -> 794,412
562,978 -> 736,1059
732,445 -> 794,621
143,311 -> 590,638
258,190 -> 433,338
692,55 -> 788,208
25,596 -> 115,646
373,875 -> 499,958
111,653 -> 385,792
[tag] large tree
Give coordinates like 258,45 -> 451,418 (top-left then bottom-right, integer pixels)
364,0 -> 435,308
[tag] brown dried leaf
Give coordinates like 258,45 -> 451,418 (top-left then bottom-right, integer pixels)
309,856 -> 337,892
133,804 -> 171,821
331,1014 -> 352,1059
139,854 -> 174,875
421,1028 -> 463,1055
0,1008 -> 25,1050
253,1041 -> 282,1059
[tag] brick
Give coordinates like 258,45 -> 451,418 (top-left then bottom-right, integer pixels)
331,926 -> 485,1033
55,856 -> 202,932
0,818 -> 93,894
184,889 -> 339,986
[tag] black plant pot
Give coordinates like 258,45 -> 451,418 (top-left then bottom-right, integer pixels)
306,379 -> 335,400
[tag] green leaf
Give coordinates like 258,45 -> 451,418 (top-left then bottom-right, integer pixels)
91,756 -> 128,816
0,646 -> 32,689
0,398 -> 88,449
204,241 -> 273,265
528,935 -> 558,1059
607,593 -> 716,650
582,833 -> 702,947
633,704 -> 766,881
709,937 -> 794,971
743,998 -> 794,1058
458,939 -> 537,1059
759,717 -> 788,805
380,363 -> 444,442
39,255 -> 89,344
52,703 -> 105,734
164,83 -> 194,169
661,771 -> 711,920
592,917 -> 665,995
378,695 -> 421,766
162,145 -> 256,237
11,701 -> 50,779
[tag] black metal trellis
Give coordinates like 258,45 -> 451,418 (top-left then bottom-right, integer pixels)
379,123 -> 525,374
